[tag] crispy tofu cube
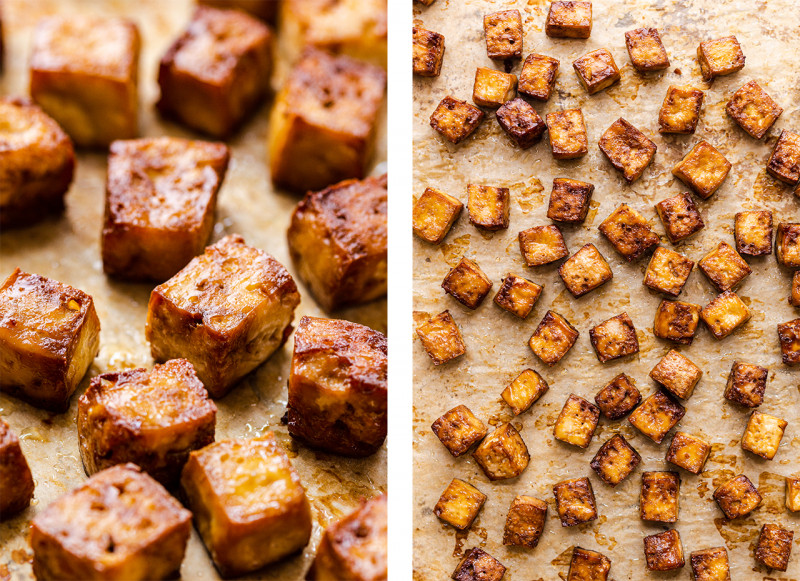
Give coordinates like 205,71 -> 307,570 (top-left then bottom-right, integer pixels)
528,310 -> 579,366
755,524 -> 793,572
644,247 -> 695,296
741,411 -> 787,460
495,98 -> 547,149
649,349 -> 702,399
700,290 -> 751,340
198,0 -> 278,23
493,275 -> 543,319
724,361 -> 767,408
644,529 -> 685,571
658,85 -> 704,134
146,235 -> 300,398
573,49 -> 621,95
0,418 -> 35,520
547,178 -> 594,224
666,431 -> 711,474
503,495 -> 547,549
415,310 -> 466,365
599,118 -> 657,183
472,423 -> 530,481
640,471 -> 680,522
442,257 -> 493,309
31,464 -> 191,581
726,80 -> 782,140
713,474 -> 761,519
434,479 -> 486,530
672,141 -> 732,199
625,28 -> 669,72
690,547 -> 730,581
595,373 -> 641,420
431,405 -> 487,457
792,271 -> 800,307
468,184 -> 510,231
180,435 -> 312,576
0,269 -> 100,411
547,109 -> 588,159
559,243 -> 613,298
767,130 -> 800,184
778,319 -> 800,365
30,16 -> 140,147
553,477 -> 597,526
589,312 -> 639,362
412,187 -> 463,244
786,477 -> 800,512
484,10 -> 522,61
653,300 -> 702,345
734,211 -> 773,256
567,547 -> 610,581
697,36 -> 745,81
698,242 -> 751,292
0,97 -> 75,228
546,1 -> 592,39
430,96 -> 484,144
656,192 -> 705,244
452,547 -> 506,581
413,26 -> 445,77
519,225 -> 569,266
628,391 -> 685,443
776,223 -> 800,267
519,53 -> 559,101
554,394 -> 600,449
77,359 -> 216,487
473,67 -> 517,108
590,434 -> 641,486
598,203 -> 660,261
501,368 -> 549,415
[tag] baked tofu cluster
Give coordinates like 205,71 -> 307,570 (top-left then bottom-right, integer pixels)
672,141 -> 731,199
628,391 -> 685,443
468,184 -> 510,231
528,310 -> 579,365
625,28 -> 669,72
776,223 -> 800,267
590,434 -> 641,486
413,26 -> 445,77
598,204 -> 659,261
726,80 -> 782,139
473,67 -> 517,108
640,471 -> 680,522
653,300 -> 701,345
644,529 -> 684,571
725,361 -> 768,408
599,118 -> 657,183
656,192 -> 705,243
501,368 -> 549,415
416,310 -> 466,365
472,423 -> 529,481
434,479 -> 485,530
735,210 -> 773,256
493,274 -> 542,319
519,53 -> 559,101
644,247 -> 695,296
594,373 -> 641,420
547,109 -> 588,159
650,349 -> 702,399
701,290 -> 751,339
503,495 -> 547,549
452,548 -> 506,581
697,36 -> 745,81
553,477 -> 597,526
698,241 -> 751,292
755,523 -> 793,572
483,10 -> 522,61
767,130 -> 800,184
559,243 -> 613,297
547,178 -> 594,224
430,96 -> 484,144
713,474 -> 761,519
658,85 -> 704,134
554,394 -> 600,448
568,547 -> 610,581
741,411 -> 787,460
666,431 -> 711,474
573,49 -> 620,95
545,1 -> 592,39
0,418 -> 35,520
519,225 -> 569,266
777,318 -> 800,365
690,547 -> 730,581
442,257 -> 493,309
413,187 -> 462,244
432,405 -> 487,456
496,98 -> 547,149
589,312 -> 639,362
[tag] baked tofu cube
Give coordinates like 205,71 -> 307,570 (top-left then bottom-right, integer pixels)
198,0 -> 278,23
288,317 -> 387,457
77,359 -> 216,487
640,471 -> 680,522
590,434 -> 641,486
472,423 -> 530,481
599,118 -> 657,183
442,258 -> 493,309
625,28 -> 669,72
658,85 -> 704,134
559,243 -> 613,298
146,235 -> 300,398
741,411 -> 787,460
416,310 -> 466,365
434,479 -> 486,530
644,530 -> 685,571
698,242 -> 751,292
473,67 -> 517,108
573,49 -> 621,95
547,109 -> 588,159
786,477 -> 800,512
503,495 -> 547,548
792,271 -> 800,307
690,548 -> 730,581
628,391 -> 685,443
31,464 -> 191,581
653,300 -> 702,345
589,312 -> 639,362
269,49 -> 386,193
412,187 -> 463,244
30,16 -> 140,147
701,290 -> 751,340
484,10 -> 522,61
666,431 -> 711,474
656,192 -> 705,244
430,96 -> 484,144
519,53 -> 559,101
735,210 -> 773,256
598,204 -> 660,261
494,275 -> 543,319
519,225 -> 569,266
529,310 -> 579,366
726,80 -> 782,140
697,36 -> 745,81
546,1 -> 592,39
501,368 -> 549,415
547,178 -> 594,224
468,184 -> 510,231
0,269 -> 100,411
553,477 -> 597,526
496,98 -> 547,149
180,435 -> 312,576
777,319 -> 800,365
724,361 -> 767,408
776,223 -> 800,267
431,405 -> 488,457
672,141 -> 732,199
0,418 -> 35,520
567,547 -> 610,581
644,247 -> 695,296
554,394 -> 600,449
452,548 -> 506,581
755,524 -> 793,571
767,130 -> 800,184
713,474 -> 762,519
649,349 -> 702,399
0,97 -> 74,228
595,373 -> 641,420
413,26 -> 445,77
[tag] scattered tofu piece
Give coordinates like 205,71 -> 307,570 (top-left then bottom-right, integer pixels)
590,434 -> 641,486
553,477 -> 598,527
734,210 -> 773,256
573,49 -> 621,95
653,300 -> 702,345
777,318 -> 800,366
713,474 -> 762,519
643,247 -> 695,297
0,418 -> 35,520
594,373 -> 641,420
786,477 -> 800,512
416,310 -> 466,365
776,223 -> 800,267
548,178 -> 594,224
666,431 -> 711,474
767,130 -> 800,184
741,411 -> 787,460
644,529 -> 685,571
442,257 -> 493,309
726,80 -> 783,139
434,479 -> 486,530
689,547 -> 730,581
431,405 -> 487,457
754,523 -> 793,572
792,272 -> 800,307
493,275 -> 543,319
501,368 -> 549,415
700,290 -> 751,340
625,28 -> 669,72
468,184 -> 510,231
649,349 -> 702,399
724,361 -> 768,408
528,310 -> 579,366
502,495 -> 547,549
567,547 -> 610,581
472,423 -> 530,481
546,1 -> 592,39
697,36 -> 745,81
589,312 -> 639,363
413,26 -> 445,77
640,471 -> 680,522
496,98 -> 547,149
412,187 -> 463,244
599,118 -> 657,183
672,140 -> 731,199
484,10 -> 522,61
519,53 -> 559,101
656,192 -> 705,244
519,225 -> 569,266
452,548 -> 506,581
554,394 -> 600,448
598,203 -> 659,261
658,85 -> 704,134
473,67 -> 517,108
559,243 -> 613,298
628,391 -> 685,443
547,109 -> 588,159
698,241 -> 751,292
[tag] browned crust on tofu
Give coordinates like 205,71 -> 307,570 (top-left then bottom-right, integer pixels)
734,211 -> 773,256
572,49 -> 620,95
568,547 -> 610,581
643,247 -> 695,297
767,130 -> 800,184
493,274 -> 543,319
700,290 -> 751,340
589,312 -> 639,362
431,405 -> 487,457
554,394 -> 600,449
415,310 -> 466,365
528,310 -> 579,366
653,300 -> 701,345
0,418 -> 35,519
496,98 -> 547,149
628,391 -> 686,443
553,477 -> 597,526
473,67 -> 517,108
725,80 -> 783,140
690,547 -> 730,581
546,109 -> 588,159
625,28 -> 669,72
655,192 -> 705,244
452,547 -> 506,581
483,10 -> 522,60
649,349 -> 702,399
666,431 -> 710,474
501,368 -> 549,415
558,243 -> 613,298
502,495 -> 547,549
640,471 -> 680,522
672,140 -> 731,199
518,225 -> 569,266
442,257 -> 493,309
698,242 -> 751,292
590,434 -> 641,486
724,361 -> 767,408
413,26 -> 445,77
785,477 -> 800,511
658,85 -> 704,134
697,36 -> 745,81
545,1 -> 592,39
644,529 -> 684,571
755,523 -> 793,571
598,118 -> 657,183
412,187 -> 463,245
713,474 -> 762,519
547,178 -> 594,224
472,423 -> 530,481
741,411 -> 787,460
594,373 -> 641,420
791,271 -> 800,308
434,479 -> 486,530
467,184 -> 510,231
598,203 -> 659,261
776,223 -> 800,268
519,53 -> 559,101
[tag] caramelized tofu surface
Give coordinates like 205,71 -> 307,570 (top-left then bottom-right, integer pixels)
431,405 -> 487,457
776,223 -> 800,267
589,312 -> 639,362
519,225 -> 569,266
496,98 -> 547,149
713,474 -> 761,519
735,210 -> 773,256
644,247 -> 694,296
628,391 -> 685,443
625,28 -> 669,71
416,310 -> 466,365
792,271 -> 800,307
755,524 -> 793,571
547,109 -> 588,159
741,411 -> 787,460
493,275 -> 542,319
598,204 -> 659,261
546,1 -> 592,39
558,243 -> 613,297
567,547 -> 610,581
501,368 -> 549,415
590,434 -> 641,486
430,96 -> 484,144
442,258 -> 493,309
777,318 -> 800,365
519,53 -> 559,101
786,477 -> 800,512
553,477 -> 597,526
412,187 -> 463,244
573,49 -> 620,95
726,80 -> 782,139
468,184 -> 510,231
452,547 -> 506,581
472,423 -> 529,481
690,547 -> 730,581
724,362 -> 767,408
547,178 -> 594,224
644,529 -> 684,571
666,431 -> 711,474
529,310 -> 579,366
701,290 -> 751,339
672,140 -> 731,199
698,242 -> 751,292
0,418 -> 35,520
650,349 -> 702,399
656,192 -> 705,244
503,495 -> 547,549
659,85 -> 704,134
595,373 -> 641,420
434,479 -> 486,530
767,130 -> 800,184
554,394 -> 600,448
697,36 -> 745,81
653,300 -> 701,345
473,67 -> 517,108
599,118 -> 657,183
413,26 -> 445,77
483,10 -> 522,60
640,471 -> 680,522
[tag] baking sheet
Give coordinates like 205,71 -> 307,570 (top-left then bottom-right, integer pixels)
0,1 -> 386,579
412,1 -> 799,578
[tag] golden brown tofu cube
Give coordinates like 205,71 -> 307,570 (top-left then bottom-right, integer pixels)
776,223 -> 800,267
431,405 -> 487,457
473,67 -> 517,108
559,243 -> 613,298
472,423 -> 530,481
590,434 -> 641,486
567,547 -> 610,581
767,130 -> 800,184
269,49 -> 386,193
496,98 -> 547,149
589,312 -> 639,362
493,275 -> 543,319
701,290 -> 751,340
416,310 -> 466,365
755,524 -> 793,572
628,391 -> 685,443
644,529 -> 685,571
503,495 -> 547,549
554,394 -> 600,449
656,192 -> 705,244
412,187 -> 463,244
735,210 -> 773,256
625,28 -> 669,72
30,16 -> 140,147
666,431 -> 711,474
640,471 -> 680,522
595,373 -> 641,420
690,547 -> 730,581
442,257 -> 493,309
484,10 -> 522,61
649,349 -> 702,399
519,225 -> 569,266
199,0 -> 278,23
181,435 -> 312,576
0,97 -> 74,228
0,418 -> 35,520
792,272 -> 800,307
672,141 -> 732,200
547,178 -> 594,224
741,411 -> 787,460
77,359 -> 216,487
547,108 -> 588,159
573,49 -> 620,95
697,36 -> 745,81
546,1 -> 592,39
698,242 -> 751,292
786,477 -> 800,512
146,235 -> 300,398
713,474 -> 761,519
598,203 -> 660,261
599,118 -> 657,183
468,184 -> 510,231
553,477 -> 597,526
413,26 -> 445,77
31,464 -> 191,581
726,80 -> 782,140
430,96 -> 484,145
434,479 -> 486,530
658,85 -> 704,134
452,547 -> 506,581
653,300 -> 701,345
644,247 -> 695,296
724,361 -> 767,408
501,368 -> 549,415
519,53 -> 559,101
0,269 -> 100,411
529,310 -> 579,366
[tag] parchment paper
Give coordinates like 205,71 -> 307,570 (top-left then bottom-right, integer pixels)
413,1 -> 798,578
